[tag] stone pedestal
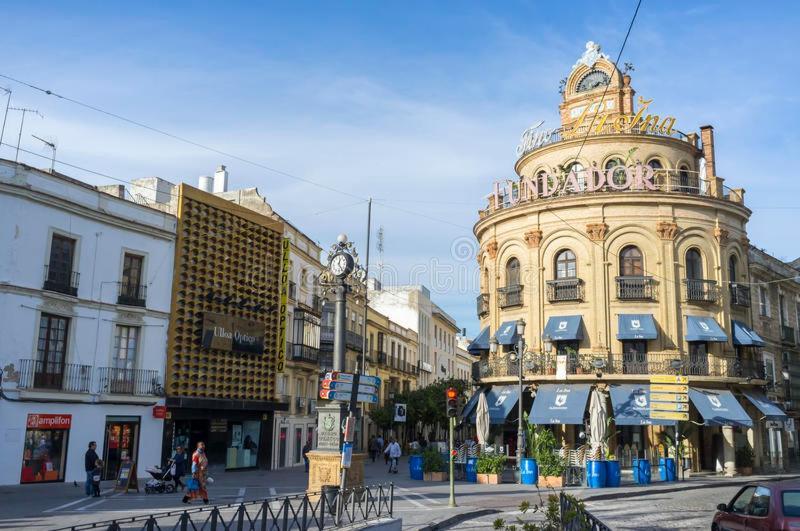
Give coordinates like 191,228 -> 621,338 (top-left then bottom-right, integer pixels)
306,451 -> 366,497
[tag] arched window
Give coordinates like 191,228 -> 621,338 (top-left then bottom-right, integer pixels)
605,157 -> 627,185
647,158 -> 663,170
686,249 -> 703,280
728,255 -> 738,282
620,246 -> 643,276
565,161 -> 585,191
506,258 -> 520,286
679,164 -> 690,191
555,250 -> 577,279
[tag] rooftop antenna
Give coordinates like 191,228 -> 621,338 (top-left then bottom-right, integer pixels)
377,225 -> 385,280
9,107 -> 42,162
31,134 -> 57,173
0,86 -> 10,150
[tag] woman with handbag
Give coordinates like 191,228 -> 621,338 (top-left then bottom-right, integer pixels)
182,442 -> 209,504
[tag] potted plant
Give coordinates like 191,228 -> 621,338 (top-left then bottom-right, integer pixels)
736,444 -> 754,476
546,358 -> 556,375
526,421 -> 564,487
422,446 -> 446,481
476,453 -> 506,484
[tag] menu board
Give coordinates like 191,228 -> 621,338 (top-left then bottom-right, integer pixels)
114,461 -> 138,493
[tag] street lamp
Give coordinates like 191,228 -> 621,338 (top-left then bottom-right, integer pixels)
543,334 -> 553,355
506,319 -> 535,484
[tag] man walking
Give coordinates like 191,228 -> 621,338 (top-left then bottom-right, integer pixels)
84,441 -> 99,497
384,438 -> 401,474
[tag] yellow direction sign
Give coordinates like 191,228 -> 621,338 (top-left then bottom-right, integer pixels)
650,375 -> 689,384
650,383 -> 688,393
651,392 -> 689,403
650,410 -> 689,421
651,401 -> 689,412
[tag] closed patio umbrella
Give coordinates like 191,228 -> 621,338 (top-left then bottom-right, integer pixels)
476,392 -> 490,449
589,388 -> 608,460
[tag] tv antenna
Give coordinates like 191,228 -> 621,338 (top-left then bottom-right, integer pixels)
31,134 -> 57,173
0,87 -> 10,150
9,107 -> 43,162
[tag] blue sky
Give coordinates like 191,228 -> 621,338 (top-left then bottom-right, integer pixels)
1,1 -> 799,335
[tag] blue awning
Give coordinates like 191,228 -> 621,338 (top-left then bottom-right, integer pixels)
689,387 -> 753,427
485,385 -> 520,425
617,314 -> 658,340
543,316 -> 584,341
468,326 -> 490,354
495,321 -> 520,345
742,389 -> 787,421
685,316 -> 728,343
461,388 -> 485,421
529,384 -> 591,425
608,384 -> 676,426
732,320 -> 766,347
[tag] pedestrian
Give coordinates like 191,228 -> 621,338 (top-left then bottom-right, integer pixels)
172,446 -> 186,491
370,436 -> 382,463
182,441 -> 209,505
91,459 -> 103,497
302,441 -> 311,472
384,438 -> 401,474
84,441 -> 99,497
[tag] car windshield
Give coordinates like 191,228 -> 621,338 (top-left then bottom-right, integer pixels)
782,491 -> 800,517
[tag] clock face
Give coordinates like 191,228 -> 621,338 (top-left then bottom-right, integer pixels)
330,253 -> 349,276
576,69 -> 610,93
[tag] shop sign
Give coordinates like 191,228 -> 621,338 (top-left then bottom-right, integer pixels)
201,312 -> 265,354
152,406 -> 167,419
276,238 -> 291,372
26,414 -> 71,430
210,419 -> 227,433
766,420 -> 783,430
316,405 -> 342,452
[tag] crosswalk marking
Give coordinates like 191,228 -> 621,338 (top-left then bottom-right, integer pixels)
397,487 -> 442,505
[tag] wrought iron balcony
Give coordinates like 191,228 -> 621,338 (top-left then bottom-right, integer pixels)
42,265 -> 79,296
782,325 -> 796,346
346,331 -> 364,352
117,281 -> 147,307
290,344 -> 320,364
683,279 -> 718,303
97,367 -> 163,396
729,284 -> 751,308
17,358 -> 92,393
476,293 -> 489,317
498,284 -> 523,308
546,279 -> 584,302
616,276 -> 656,301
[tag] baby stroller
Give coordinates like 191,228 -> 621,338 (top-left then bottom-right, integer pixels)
145,460 -> 176,494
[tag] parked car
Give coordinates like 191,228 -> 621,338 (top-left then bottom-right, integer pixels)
712,481 -> 800,530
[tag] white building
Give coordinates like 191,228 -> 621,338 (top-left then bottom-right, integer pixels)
0,159 -> 175,486
454,339 -> 474,383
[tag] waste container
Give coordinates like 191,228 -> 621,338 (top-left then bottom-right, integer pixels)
659,457 -> 676,482
465,457 -> 478,483
520,458 -> 538,485
605,460 -> 621,487
586,459 -> 607,488
633,459 -> 651,485
409,455 -> 424,480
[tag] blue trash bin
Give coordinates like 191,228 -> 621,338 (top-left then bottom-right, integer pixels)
634,459 -> 651,485
466,457 -> 478,483
659,457 -> 676,482
409,455 -> 424,480
586,460 -> 607,488
605,460 -> 621,487
520,458 -> 538,485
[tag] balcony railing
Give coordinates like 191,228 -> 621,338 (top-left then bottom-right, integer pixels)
17,358 -> 92,393
42,265 -> 79,296
616,276 -> 657,301
97,367 -> 162,396
477,294 -> 489,317
290,344 -> 319,364
498,285 -> 523,308
783,325 -> 797,346
346,330 -> 364,352
546,279 -> 583,302
729,284 -> 751,308
321,325 -> 334,343
683,279 -> 718,303
117,281 -> 147,307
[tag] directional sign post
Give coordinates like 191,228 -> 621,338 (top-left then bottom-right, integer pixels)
650,374 -> 690,482
319,372 -> 381,404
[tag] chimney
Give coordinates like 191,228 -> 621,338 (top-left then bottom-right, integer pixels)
699,125 -> 716,178
198,175 -> 213,193
213,165 -> 229,193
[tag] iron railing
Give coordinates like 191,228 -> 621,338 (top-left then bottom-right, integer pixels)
498,284 -> 523,308
291,344 -> 320,364
43,265 -> 79,296
546,278 -> 583,302
58,483 -> 394,531
683,278 -> 718,303
559,492 -> 611,531
17,358 -> 92,393
117,281 -> 147,307
783,325 -> 796,345
616,276 -> 656,300
98,367 -> 163,396
477,293 -> 489,317
729,284 -> 751,307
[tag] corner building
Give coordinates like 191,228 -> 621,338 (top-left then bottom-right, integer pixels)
471,43 -> 787,475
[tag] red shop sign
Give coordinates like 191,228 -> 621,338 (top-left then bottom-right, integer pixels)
26,414 -> 72,430
152,405 -> 167,419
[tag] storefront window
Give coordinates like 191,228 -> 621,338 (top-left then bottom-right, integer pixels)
226,420 -> 260,469
20,414 -> 71,483
103,417 -> 139,480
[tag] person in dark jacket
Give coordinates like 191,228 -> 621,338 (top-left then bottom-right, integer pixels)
84,441 -> 99,497
172,446 -> 187,491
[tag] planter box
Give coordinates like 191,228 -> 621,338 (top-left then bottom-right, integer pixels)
424,471 -> 447,481
538,475 -> 564,488
477,473 -> 502,484
739,466 -> 753,476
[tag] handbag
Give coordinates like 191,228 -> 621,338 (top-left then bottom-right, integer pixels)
186,477 -> 200,492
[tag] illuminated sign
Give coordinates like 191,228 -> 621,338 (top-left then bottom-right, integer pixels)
201,312 -> 265,354
276,238 -> 291,372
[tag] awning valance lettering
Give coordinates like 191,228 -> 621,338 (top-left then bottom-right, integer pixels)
529,384 -> 591,425
685,316 -> 728,343
617,314 -> 658,341
543,315 -> 584,341
689,387 -> 753,427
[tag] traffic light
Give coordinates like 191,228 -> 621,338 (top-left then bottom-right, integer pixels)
446,387 -> 458,418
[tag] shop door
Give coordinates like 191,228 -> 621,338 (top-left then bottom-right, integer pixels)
294,428 -> 303,465
103,418 -> 140,480
279,428 -> 288,468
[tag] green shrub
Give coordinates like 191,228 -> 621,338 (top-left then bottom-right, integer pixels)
422,446 -> 444,473
736,444 -> 755,467
524,418 -> 565,478
476,453 -> 507,474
